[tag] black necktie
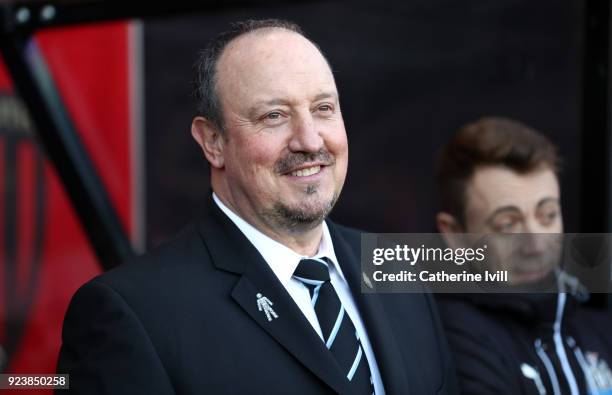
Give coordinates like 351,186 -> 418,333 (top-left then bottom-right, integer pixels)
293,258 -> 374,395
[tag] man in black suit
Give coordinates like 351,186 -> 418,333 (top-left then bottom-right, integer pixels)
57,19 -> 457,394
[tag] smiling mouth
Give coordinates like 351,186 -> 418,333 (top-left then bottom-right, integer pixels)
289,165 -> 322,177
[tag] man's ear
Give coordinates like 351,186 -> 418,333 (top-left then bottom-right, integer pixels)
436,212 -> 462,234
191,116 -> 225,169
436,212 -> 464,248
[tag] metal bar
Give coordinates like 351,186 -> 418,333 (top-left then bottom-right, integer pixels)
581,0 -> 611,233
581,0 -> 611,308
0,1 -> 303,35
3,136 -> 18,372
0,34 -> 133,270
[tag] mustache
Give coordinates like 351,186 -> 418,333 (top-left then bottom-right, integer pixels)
274,149 -> 335,174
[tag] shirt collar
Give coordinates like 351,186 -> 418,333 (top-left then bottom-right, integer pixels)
212,193 -> 342,285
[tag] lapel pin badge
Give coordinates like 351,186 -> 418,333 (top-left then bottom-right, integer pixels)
256,293 -> 278,322
362,272 -> 374,289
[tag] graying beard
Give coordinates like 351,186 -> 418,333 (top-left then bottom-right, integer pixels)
263,192 -> 338,232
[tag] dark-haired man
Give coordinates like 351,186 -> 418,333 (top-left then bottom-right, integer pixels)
57,19 -> 457,394
435,117 -> 612,395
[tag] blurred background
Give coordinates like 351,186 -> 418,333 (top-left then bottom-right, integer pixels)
0,0 -> 609,393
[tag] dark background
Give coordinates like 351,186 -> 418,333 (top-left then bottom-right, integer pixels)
145,0 -> 583,247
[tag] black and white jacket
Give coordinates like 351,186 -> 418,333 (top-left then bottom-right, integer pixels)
437,287 -> 612,395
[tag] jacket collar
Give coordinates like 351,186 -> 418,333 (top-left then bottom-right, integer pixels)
439,269 -> 586,326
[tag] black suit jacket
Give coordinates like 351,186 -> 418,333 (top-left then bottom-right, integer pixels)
57,202 -> 457,394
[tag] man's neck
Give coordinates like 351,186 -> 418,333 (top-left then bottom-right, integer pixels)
272,226 -> 323,257
213,192 -> 324,256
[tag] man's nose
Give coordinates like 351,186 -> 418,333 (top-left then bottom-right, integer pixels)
520,233 -> 548,255
288,113 -> 324,153
520,219 -> 551,254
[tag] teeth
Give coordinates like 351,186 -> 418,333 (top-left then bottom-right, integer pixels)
291,166 -> 321,177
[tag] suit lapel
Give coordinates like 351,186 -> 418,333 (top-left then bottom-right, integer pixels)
231,264 -> 352,395
198,201 -> 352,395
328,221 -> 412,395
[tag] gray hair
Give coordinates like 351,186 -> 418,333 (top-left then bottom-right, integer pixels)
191,19 -> 305,133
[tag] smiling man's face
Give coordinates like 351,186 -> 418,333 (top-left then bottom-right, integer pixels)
209,29 -> 348,235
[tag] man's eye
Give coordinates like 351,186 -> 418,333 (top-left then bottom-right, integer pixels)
497,222 -> 516,232
492,217 -> 521,233
317,104 -> 333,112
538,210 -> 559,226
265,112 -> 282,120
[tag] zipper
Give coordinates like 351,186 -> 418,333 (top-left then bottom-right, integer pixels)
553,293 -> 580,395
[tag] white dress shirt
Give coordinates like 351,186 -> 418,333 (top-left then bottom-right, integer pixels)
213,193 -> 385,394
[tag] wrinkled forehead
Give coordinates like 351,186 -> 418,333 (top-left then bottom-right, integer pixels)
215,29 -> 337,103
